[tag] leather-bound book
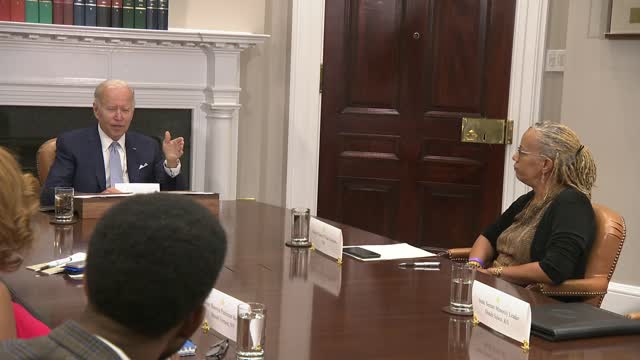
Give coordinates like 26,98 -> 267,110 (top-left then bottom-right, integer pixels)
157,0 -> 167,30
25,0 -> 38,21
62,0 -> 72,24
52,0 -> 62,23
11,0 -> 26,21
84,0 -> 95,25
133,0 -> 144,29
0,0 -> 10,21
72,0 -> 83,25
121,0 -> 132,27
110,0 -> 121,27
38,0 -> 52,23
95,0 -> 109,27
144,0 -> 155,29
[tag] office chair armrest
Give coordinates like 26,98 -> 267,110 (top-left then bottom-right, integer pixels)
447,248 -> 472,261
626,312 -> 640,320
530,277 -> 608,297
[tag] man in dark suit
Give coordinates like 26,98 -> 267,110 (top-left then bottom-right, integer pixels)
41,79 -> 187,205
0,193 -> 227,359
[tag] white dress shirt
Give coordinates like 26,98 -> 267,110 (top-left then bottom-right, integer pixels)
97,126 -> 180,188
95,335 -> 131,360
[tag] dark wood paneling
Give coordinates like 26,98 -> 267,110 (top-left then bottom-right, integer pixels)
345,0 -> 404,112
340,132 -> 401,161
337,177 -> 399,238
417,181 -> 481,248
424,0 -> 488,113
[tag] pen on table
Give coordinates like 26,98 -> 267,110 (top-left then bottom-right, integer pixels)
398,261 -> 441,267
38,257 -> 73,271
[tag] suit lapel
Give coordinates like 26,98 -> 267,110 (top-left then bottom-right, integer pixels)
125,134 -> 139,183
90,127 -> 106,191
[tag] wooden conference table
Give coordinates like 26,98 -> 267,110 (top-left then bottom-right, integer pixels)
4,200 -> 640,359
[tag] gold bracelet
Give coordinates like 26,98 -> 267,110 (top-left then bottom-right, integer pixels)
466,261 -> 482,269
492,266 -> 504,277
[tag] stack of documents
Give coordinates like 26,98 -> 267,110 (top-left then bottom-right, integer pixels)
343,243 -> 436,261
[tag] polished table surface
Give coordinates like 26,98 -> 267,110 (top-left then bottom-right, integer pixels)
4,200 -> 640,359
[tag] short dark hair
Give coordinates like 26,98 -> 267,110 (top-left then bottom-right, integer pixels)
85,193 -> 226,337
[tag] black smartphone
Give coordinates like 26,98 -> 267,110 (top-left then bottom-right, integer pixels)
343,247 -> 381,260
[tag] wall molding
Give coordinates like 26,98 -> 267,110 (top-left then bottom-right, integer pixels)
286,0 -> 550,214
601,282 -> 640,315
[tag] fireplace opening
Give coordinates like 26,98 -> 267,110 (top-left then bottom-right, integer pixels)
0,106 -> 192,186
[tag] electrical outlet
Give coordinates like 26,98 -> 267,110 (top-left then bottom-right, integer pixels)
545,49 -> 566,72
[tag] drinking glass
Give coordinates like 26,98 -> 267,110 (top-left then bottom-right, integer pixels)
54,187 -> 74,223
236,302 -> 266,358
290,208 -> 310,246
449,262 -> 476,314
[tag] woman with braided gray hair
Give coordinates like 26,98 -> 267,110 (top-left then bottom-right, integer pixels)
466,122 -> 597,286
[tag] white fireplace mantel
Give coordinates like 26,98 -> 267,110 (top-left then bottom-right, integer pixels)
0,21 -> 269,199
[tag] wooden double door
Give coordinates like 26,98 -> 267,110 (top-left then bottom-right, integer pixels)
318,0 -> 516,248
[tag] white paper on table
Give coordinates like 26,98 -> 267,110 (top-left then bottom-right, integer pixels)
342,243 -> 436,261
74,193 -> 136,199
114,183 -> 160,194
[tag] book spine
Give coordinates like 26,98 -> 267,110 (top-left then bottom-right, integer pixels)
133,0 -> 143,29
62,0 -> 72,24
110,0 -> 120,27
25,0 -> 37,22
52,0 -> 62,23
121,0 -> 131,27
84,0 -> 95,26
157,0 -> 166,30
38,0 -> 52,23
95,0 -> 109,27
10,0 -> 25,21
0,0 -> 10,21
72,0 -> 83,25
144,0 -> 155,30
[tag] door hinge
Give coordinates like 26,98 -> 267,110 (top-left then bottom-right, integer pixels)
461,118 -> 514,145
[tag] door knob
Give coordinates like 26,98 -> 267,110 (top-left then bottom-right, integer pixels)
413,32 -> 420,40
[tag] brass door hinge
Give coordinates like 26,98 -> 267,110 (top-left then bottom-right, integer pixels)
461,117 -> 513,145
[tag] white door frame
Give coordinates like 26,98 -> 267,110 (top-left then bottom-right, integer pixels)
286,0 -> 549,215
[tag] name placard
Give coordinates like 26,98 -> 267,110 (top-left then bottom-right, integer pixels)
203,289 -> 246,342
309,218 -> 343,262
472,281 -> 531,347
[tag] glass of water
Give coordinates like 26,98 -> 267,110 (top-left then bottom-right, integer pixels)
290,208 -> 310,246
449,262 -> 476,314
54,187 -> 74,223
236,302 -> 266,358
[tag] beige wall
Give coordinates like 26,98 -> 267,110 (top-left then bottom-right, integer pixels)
169,0 -> 266,33
170,0 -> 290,206
540,0 -> 569,123
562,0 -> 640,286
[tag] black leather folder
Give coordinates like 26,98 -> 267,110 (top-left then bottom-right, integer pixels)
531,303 -> 640,341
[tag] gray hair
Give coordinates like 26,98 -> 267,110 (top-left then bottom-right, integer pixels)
532,122 -> 597,198
94,79 -> 135,105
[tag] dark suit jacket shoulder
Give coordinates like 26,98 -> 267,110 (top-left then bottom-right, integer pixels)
41,126 -> 187,205
0,321 -> 121,360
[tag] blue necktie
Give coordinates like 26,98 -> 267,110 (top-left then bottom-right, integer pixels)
109,142 -> 123,187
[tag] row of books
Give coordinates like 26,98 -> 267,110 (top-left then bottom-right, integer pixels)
0,0 -> 169,30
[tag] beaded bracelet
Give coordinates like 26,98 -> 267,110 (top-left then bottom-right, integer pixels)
468,257 -> 484,268
467,260 -> 482,269
491,266 -> 504,277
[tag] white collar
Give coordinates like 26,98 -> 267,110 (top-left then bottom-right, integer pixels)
94,335 -> 131,360
97,125 -> 126,153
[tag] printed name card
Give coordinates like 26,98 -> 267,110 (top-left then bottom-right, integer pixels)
472,281 -> 532,348
309,218 -> 343,263
203,289 -> 246,342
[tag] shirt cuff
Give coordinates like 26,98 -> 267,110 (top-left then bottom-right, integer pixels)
163,160 -> 181,178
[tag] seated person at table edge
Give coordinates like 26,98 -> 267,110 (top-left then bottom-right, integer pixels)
0,147 -> 50,340
41,79 -> 187,205
0,193 -> 227,359
467,122 -> 597,286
